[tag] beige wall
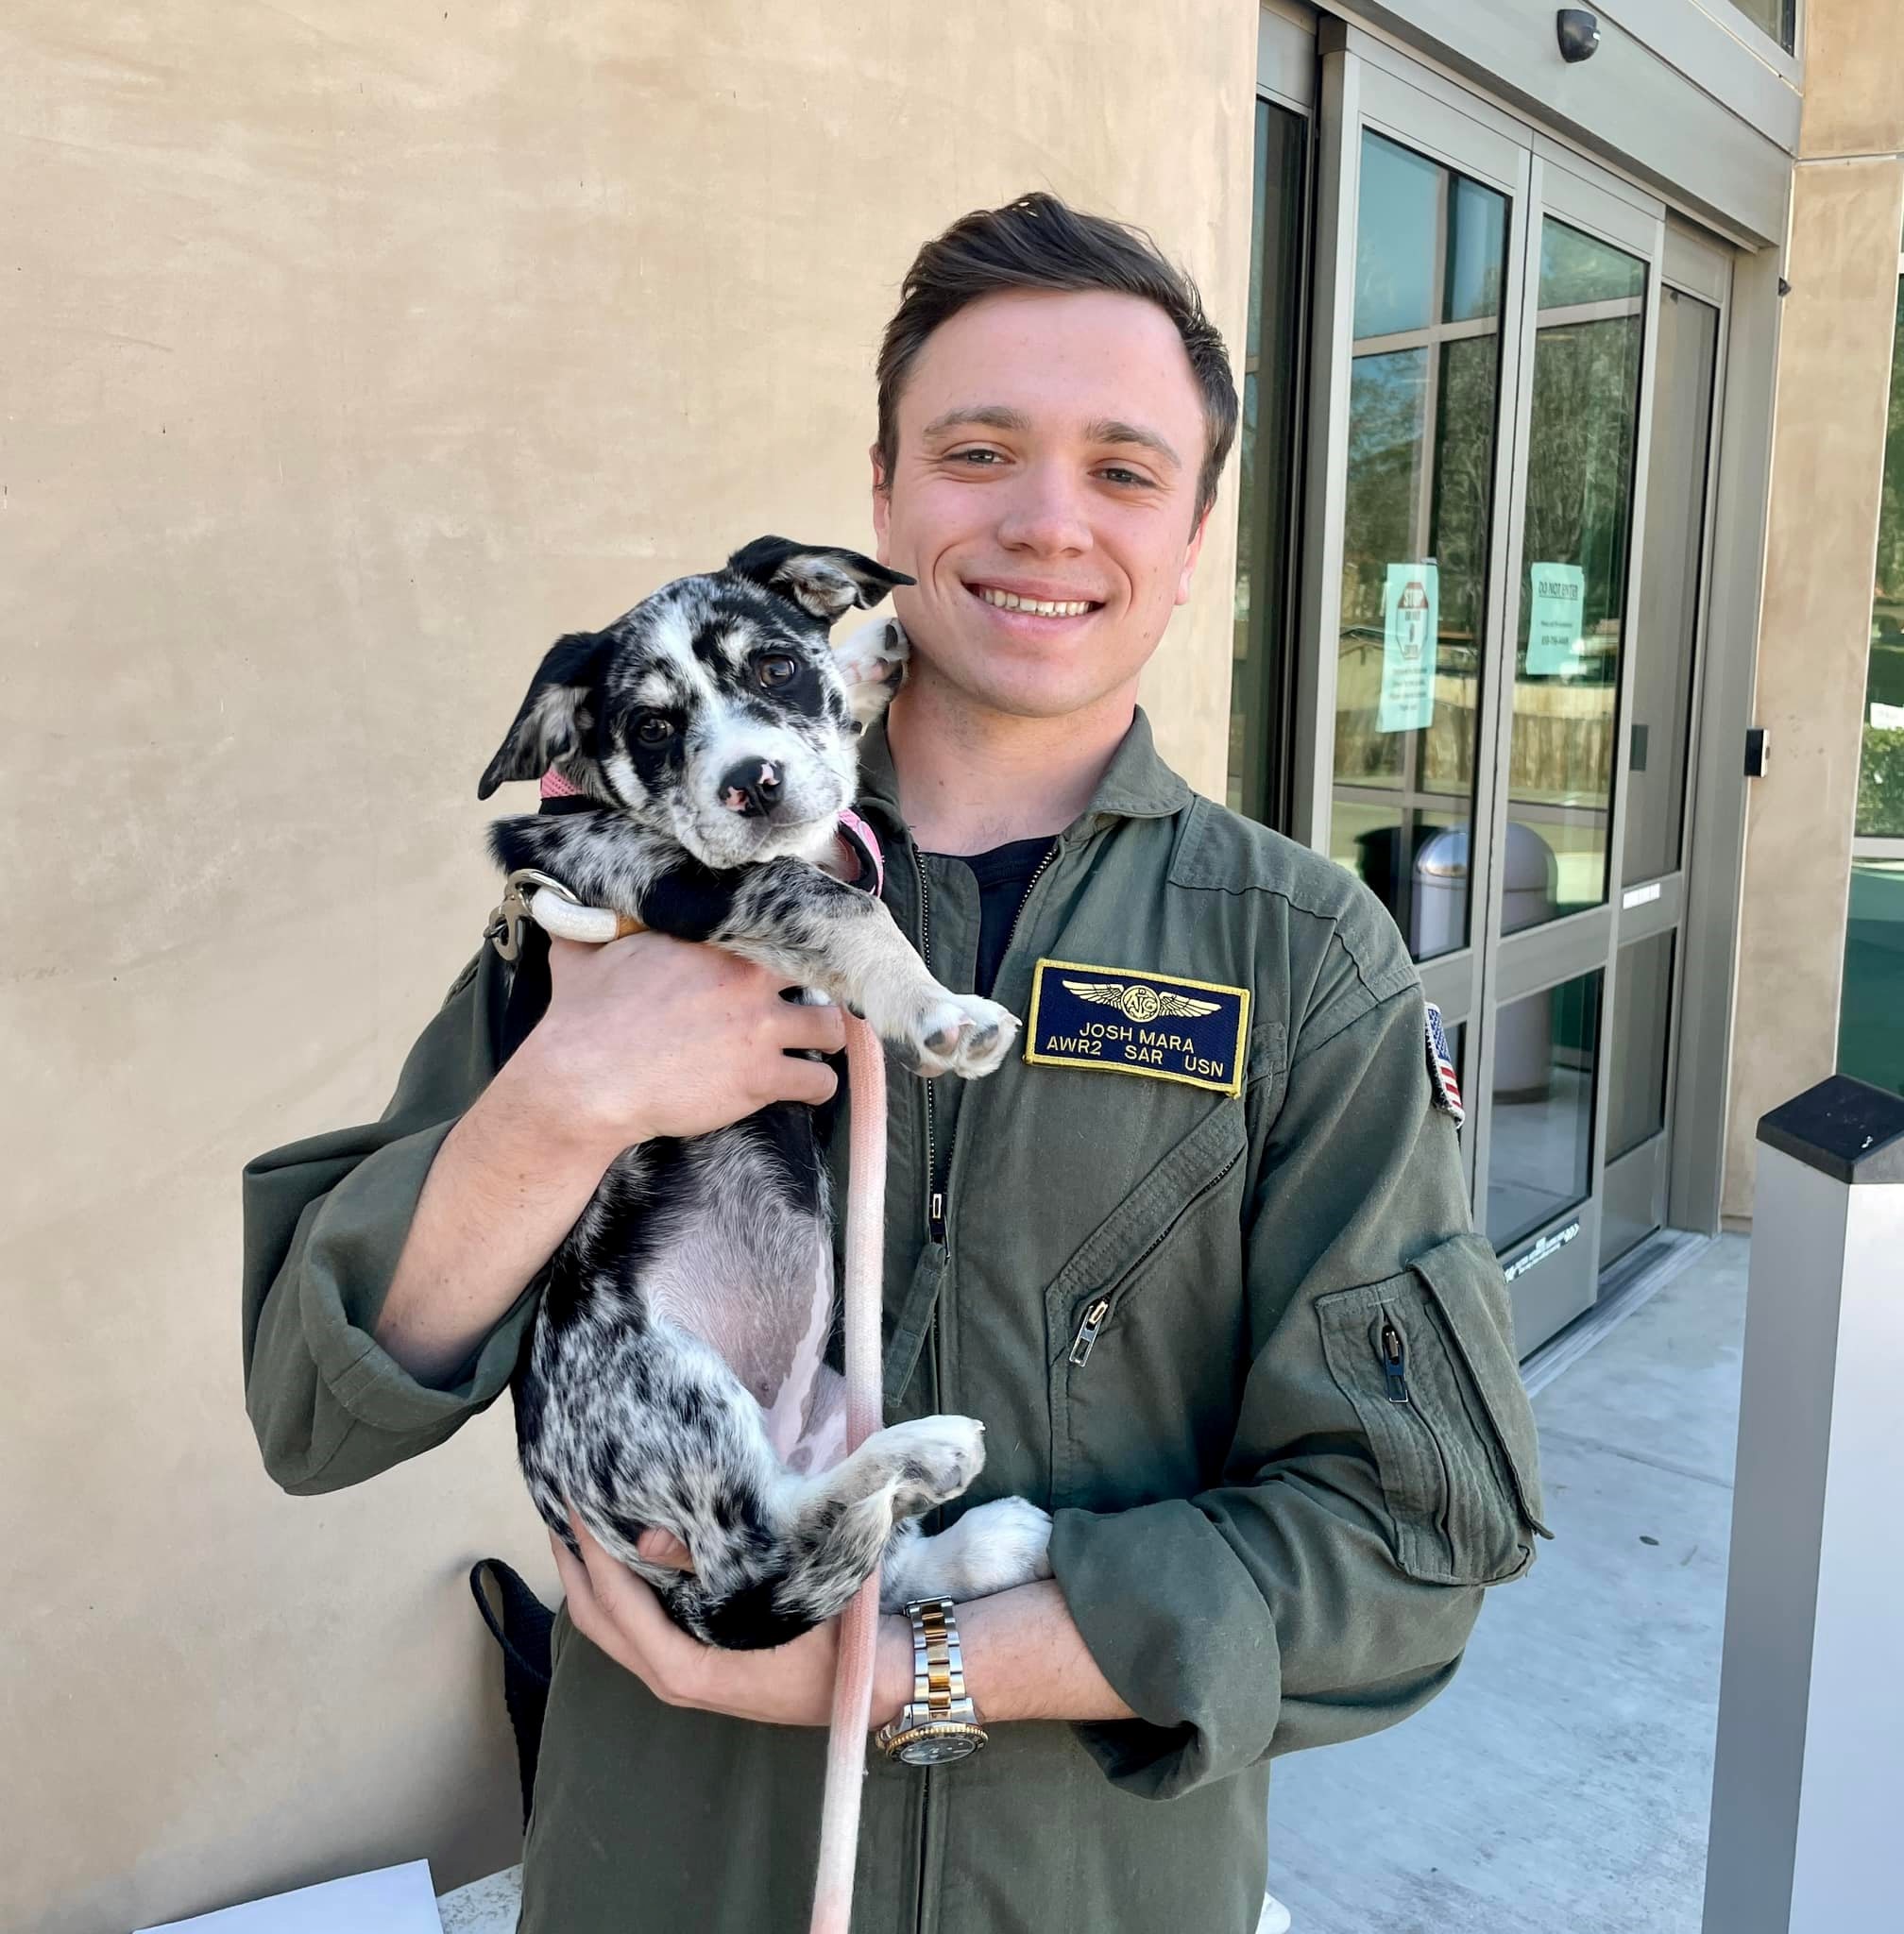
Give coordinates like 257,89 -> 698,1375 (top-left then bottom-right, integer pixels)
0,5 -> 1254,1927
1722,0 -> 1904,1219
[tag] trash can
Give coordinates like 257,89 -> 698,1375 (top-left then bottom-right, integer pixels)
1413,823 -> 1557,1099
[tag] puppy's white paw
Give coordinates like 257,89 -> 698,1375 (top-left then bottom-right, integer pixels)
873,1414 -> 988,1516
880,1497 -> 1055,1609
833,617 -> 910,728
910,992 -> 1020,1079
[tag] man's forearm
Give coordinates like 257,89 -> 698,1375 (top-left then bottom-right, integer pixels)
875,1580 -> 1136,1726
373,1057 -> 620,1384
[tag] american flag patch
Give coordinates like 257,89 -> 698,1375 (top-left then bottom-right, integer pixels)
1424,1002 -> 1465,1127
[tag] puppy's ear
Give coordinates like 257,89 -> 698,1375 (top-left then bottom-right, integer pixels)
725,535 -> 916,623
478,630 -> 608,800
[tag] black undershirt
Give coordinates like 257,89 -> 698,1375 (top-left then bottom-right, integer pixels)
942,835 -> 1055,999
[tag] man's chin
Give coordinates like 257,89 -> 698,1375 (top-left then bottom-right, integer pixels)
925,666 -> 1137,724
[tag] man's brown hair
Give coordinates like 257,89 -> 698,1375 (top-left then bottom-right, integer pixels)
876,192 -> 1239,522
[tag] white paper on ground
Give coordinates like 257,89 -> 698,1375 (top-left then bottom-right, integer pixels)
134,1858 -> 441,1934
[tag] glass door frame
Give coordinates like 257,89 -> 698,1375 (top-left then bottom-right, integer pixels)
1477,152 -> 1668,1347
1294,43 -> 1536,1202
1598,225 -> 1733,1274
1296,24 -> 1707,1349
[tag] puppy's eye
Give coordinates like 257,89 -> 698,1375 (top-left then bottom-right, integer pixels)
756,653 -> 798,689
632,713 -> 673,747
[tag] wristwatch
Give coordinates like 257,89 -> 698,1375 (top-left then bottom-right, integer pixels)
875,1597 -> 988,1765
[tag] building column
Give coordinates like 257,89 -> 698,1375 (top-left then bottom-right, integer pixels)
1722,0 -> 1904,1220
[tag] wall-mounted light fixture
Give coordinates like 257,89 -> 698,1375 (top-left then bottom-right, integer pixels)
1556,9 -> 1601,62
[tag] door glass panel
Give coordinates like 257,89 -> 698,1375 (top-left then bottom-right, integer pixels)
1854,278 -> 1904,841
1227,98 -> 1309,826
1486,968 -> 1604,1250
1503,220 -> 1647,933
1334,132 -> 1510,960
1624,289 -> 1719,886
1607,931 -> 1675,1161
1840,859 -> 1904,1096
1354,135 -> 1441,337
1842,278 -> 1904,1095
1727,0 -> 1794,55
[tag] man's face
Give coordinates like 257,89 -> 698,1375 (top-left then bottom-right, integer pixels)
871,289 -> 1212,722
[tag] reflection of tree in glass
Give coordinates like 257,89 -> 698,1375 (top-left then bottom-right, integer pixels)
1539,223 -> 1646,308
1520,314 -> 1642,687
1857,288 -> 1904,838
1421,335 -> 1498,792
1342,350 -> 1425,624
1868,293 -> 1904,697
1336,350 -> 1426,783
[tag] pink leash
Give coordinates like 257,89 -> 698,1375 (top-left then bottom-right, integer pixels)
808,1008 -> 887,1934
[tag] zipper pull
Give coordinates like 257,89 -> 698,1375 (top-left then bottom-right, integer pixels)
1379,1318 -> 1410,1405
928,1190 -> 946,1245
1070,1298 -> 1111,1368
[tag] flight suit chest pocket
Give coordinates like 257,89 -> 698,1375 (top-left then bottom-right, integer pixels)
1317,1231 -> 1552,1586
1046,1100 -> 1250,1511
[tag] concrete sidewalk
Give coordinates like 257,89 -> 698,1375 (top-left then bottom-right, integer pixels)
1266,1236 -> 1749,1934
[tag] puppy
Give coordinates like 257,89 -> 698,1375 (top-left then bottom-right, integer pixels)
480,536 -> 1054,1649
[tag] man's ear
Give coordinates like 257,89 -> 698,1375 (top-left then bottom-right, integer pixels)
725,535 -> 916,623
1175,504 -> 1214,607
869,444 -> 893,558
477,631 -> 608,800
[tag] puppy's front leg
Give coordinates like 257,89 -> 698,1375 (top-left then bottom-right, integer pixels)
713,862 -> 1019,1079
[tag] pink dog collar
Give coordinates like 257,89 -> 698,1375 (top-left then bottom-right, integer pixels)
536,771 -> 883,896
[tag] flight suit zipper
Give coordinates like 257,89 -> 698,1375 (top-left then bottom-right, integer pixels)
1064,1144 -> 1247,1370
906,838 -> 1054,1934
1380,1318 -> 1410,1404
912,846 -> 945,1245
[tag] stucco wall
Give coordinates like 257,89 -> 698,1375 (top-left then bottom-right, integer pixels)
1722,0 -> 1904,1220
0,5 -> 1254,1927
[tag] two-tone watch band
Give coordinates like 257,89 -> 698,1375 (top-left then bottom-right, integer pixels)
875,1597 -> 988,1764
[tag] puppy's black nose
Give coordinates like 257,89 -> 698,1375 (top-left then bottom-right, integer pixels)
720,758 -> 784,817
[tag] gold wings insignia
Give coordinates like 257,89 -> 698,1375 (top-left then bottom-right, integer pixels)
1062,977 -> 1224,1024
1062,980 -> 1130,1009
1155,991 -> 1221,1018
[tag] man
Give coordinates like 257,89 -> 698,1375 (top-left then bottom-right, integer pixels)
242,194 -> 1545,1933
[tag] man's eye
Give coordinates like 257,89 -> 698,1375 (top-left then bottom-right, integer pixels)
949,448 -> 1003,467
632,713 -> 674,746
1099,467 -> 1152,487
756,653 -> 798,688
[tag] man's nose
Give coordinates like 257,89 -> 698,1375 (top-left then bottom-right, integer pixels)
995,462 -> 1094,557
720,757 -> 784,817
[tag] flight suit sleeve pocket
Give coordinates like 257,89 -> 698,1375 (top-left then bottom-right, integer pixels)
1317,1232 -> 1550,1587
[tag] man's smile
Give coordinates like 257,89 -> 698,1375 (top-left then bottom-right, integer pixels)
961,577 -> 1107,624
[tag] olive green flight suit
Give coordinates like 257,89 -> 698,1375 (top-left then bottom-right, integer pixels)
242,711 -> 1546,1934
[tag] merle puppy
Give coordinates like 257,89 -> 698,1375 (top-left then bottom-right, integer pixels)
479,537 -> 1054,1650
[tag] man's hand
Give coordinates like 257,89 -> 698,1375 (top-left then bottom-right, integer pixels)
550,1515 -> 911,1727
516,932 -> 847,1162
374,933 -> 843,1383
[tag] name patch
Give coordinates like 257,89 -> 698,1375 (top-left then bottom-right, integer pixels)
1024,959 -> 1250,1095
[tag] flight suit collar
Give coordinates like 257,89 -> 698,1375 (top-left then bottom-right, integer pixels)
853,705 -> 1192,848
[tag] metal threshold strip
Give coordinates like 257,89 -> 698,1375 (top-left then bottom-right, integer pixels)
1518,1229 -> 1715,1399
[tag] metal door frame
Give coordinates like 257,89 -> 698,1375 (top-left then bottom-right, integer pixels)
1598,226 -> 1734,1266
1475,152 -> 1666,1347
1298,21 -> 1741,1349
1296,39 -> 1535,1198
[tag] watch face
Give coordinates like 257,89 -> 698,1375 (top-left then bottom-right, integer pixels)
898,1730 -> 981,1766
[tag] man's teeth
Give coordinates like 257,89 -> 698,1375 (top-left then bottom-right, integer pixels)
976,586 -> 1094,618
